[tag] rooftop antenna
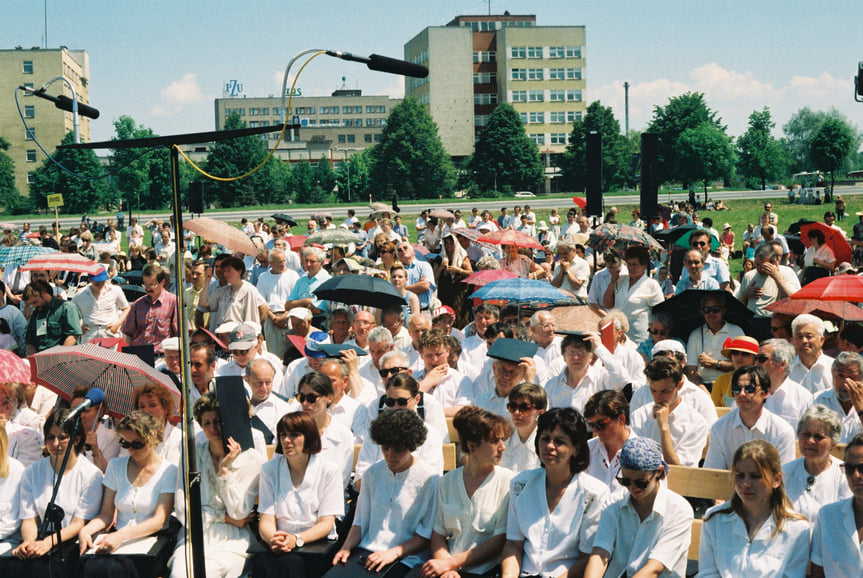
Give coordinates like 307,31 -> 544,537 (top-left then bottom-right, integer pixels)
339,75 -> 348,91
44,0 -> 48,48
486,0 -> 492,15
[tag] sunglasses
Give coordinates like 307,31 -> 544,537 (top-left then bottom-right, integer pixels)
586,416 -> 613,431
379,366 -> 407,378
507,402 -> 534,414
616,474 -> 655,490
384,396 -> 412,407
648,328 -> 668,335
691,241 -> 708,247
701,306 -> 722,314
754,354 -> 770,363
731,384 -> 759,395
118,439 -> 147,450
842,462 -> 863,476
297,392 -> 321,404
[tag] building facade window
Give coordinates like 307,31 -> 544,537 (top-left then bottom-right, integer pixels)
474,93 -> 498,105
249,121 -> 259,128
347,134 -> 355,143
22,83 -> 34,95
374,134 -> 382,143
519,112 -> 528,124
25,128 -> 35,140
307,106 -> 316,114
377,106 -> 386,113
261,108 -> 269,115
510,47 -> 526,59
527,68 -> 544,80
342,106 -> 352,114
511,68 -> 526,81
566,90 -> 583,102
366,105 -> 376,113
366,118 -> 375,127
549,46 -> 565,59
511,90 -> 527,102
566,46 -> 583,58
338,135 -> 346,143
475,115 -> 490,127
364,134 -> 373,143
549,90 -> 565,102
473,51 -> 496,63
550,133 -> 568,144
529,133 -> 546,145
529,112 -> 544,124
528,90 -> 544,102
320,106 -> 329,114
473,72 -> 497,84
567,111 -> 583,123
527,46 -> 543,59
22,61 -> 33,74
566,68 -> 582,80
27,172 -> 36,184
249,108 -> 259,116
24,105 -> 35,119
26,150 -> 37,163
550,111 -> 566,124
549,68 -> 565,80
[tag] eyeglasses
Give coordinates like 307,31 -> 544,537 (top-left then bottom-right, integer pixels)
296,392 -> 321,404
731,384 -> 759,395
397,247 -> 410,253
118,439 -> 147,450
586,416 -> 613,431
701,306 -> 722,314
379,366 -> 407,378
507,402 -> 534,414
754,354 -> 770,363
616,474 -> 655,490
841,462 -> 863,476
691,241 -> 708,247
382,249 -> 395,254
384,396 -> 412,407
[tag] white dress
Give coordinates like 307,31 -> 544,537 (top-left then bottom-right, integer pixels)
103,456 -> 177,531
19,456 -> 103,529
0,458 -> 25,554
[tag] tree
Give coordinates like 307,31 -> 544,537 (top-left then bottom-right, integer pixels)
646,92 -> 724,185
559,101 -> 634,192
334,149 -> 373,202
676,122 -> 735,197
369,98 -> 455,200
737,107 -> 788,190
111,116 -> 162,210
291,160 -> 322,204
29,131 -> 107,214
0,137 -> 28,214
470,103 -> 543,193
314,156 -> 337,200
810,117 -> 858,192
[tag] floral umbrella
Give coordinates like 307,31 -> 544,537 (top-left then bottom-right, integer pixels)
588,223 -> 666,261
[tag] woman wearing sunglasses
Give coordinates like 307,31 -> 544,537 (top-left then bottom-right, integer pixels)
78,410 -> 177,576
131,383 -> 182,464
297,371 -> 355,490
501,408 -> 609,578
255,411 -> 344,578
583,390 -> 636,492
501,383 -> 547,474
700,439 -> 809,578
585,437 -> 694,578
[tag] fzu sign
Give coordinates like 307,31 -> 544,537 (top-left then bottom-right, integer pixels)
224,80 -> 244,97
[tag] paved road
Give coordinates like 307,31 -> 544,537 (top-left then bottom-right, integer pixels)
12,185 -> 863,229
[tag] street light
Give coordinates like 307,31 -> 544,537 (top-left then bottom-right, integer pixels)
334,146 -> 359,202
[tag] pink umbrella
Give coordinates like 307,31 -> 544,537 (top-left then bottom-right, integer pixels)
20,252 -> 104,275
0,350 -> 30,384
184,217 -> 258,256
477,229 -> 544,250
462,269 -> 518,287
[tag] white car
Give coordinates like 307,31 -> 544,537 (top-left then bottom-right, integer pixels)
514,191 -> 536,198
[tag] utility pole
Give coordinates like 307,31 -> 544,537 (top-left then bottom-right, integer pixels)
624,82 -> 630,135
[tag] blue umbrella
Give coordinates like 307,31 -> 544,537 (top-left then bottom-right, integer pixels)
0,244 -> 57,267
472,278 -> 577,305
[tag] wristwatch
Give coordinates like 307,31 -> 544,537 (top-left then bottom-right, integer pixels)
294,534 -> 304,548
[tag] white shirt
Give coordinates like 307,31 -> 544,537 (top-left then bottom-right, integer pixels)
355,458 -> 439,569
217,353 -> 285,398
354,423 -> 444,482
72,283 -> 129,331
544,346 -> 629,412
362,393 -> 449,443
811,498 -> 863,576
813,389 -> 863,442
615,337 -> 646,385
320,419 -> 355,489
782,456 -> 851,523
434,466 -> 513,574
5,422 -> 42,467
763,378 -> 813,429
20,456 -> 103,528
251,395 -> 299,436
506,468 -> 609,577
699,504 -> 810,578
413,366 -> 472,409
553,256 -> 590,298
0,457 -> 25,544
104,456 -> 176,530
255,269 -> 299,312
501,428 -> 541,474
534,336 -> 563,371
630,378 -> 718,427
593,485 -> 694,578
685,322 -> 745,383
329,394 -> 365,442
703,408 -> 796,470
586,433 -> 637,493
789,352 -> 834,395
258,454 -> 344,534
631,402 -> 710,467
611,275 -> 665,344
206,281 -> 266,330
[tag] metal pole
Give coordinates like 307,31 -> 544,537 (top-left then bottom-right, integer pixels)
624,82 -> 630,135
171,146 -> 206,578
346,150 -> 351,202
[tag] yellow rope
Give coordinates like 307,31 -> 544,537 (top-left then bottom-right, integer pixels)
173,50 -> 326,181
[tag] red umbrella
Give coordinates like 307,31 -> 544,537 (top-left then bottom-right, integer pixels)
20,252 -> 103,275
88,336 -> 127,350
287,235 -> 308,251
791,275 -> 863,301
430,209 -> 455,220
462,269 -> 518,287
184,217 -> 258,256
477,229 -> 544,250
572,197 -> 587,209
0,350 -> 30,384
30,343 -> 180,419
800,222 -> 853,265
766,297 -> 863,322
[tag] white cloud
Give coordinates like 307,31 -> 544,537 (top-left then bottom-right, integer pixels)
160,73 -> 204,104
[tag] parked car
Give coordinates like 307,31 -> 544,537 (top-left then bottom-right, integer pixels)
514,191 -> 536,198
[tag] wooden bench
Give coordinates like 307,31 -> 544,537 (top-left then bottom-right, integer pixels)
446,417 -> 459,444
715,406 -> 732,418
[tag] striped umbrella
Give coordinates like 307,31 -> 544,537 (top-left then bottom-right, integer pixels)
29,343 -> 180,419
20,252 -> 104,275
0,244 -> 57,267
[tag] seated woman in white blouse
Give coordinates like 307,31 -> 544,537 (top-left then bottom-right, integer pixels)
78,411 -> 177,577
500,383 -> 546,475
811,432 -> 863,577
699,439 -> 809,578
783,405 -> 851,523
501,407 -> 609,578
585,437 -> 694,578
130,383 -> 183,464
6,408 -> 103,577
328,409 -> 439,578
255,411 -> 344,578
414,406 -> 514,578
0,427 -> 26,555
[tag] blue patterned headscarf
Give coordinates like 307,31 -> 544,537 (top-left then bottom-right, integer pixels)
620,437 -> 667,472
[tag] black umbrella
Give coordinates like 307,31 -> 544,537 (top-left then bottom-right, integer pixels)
120,284 -> 146,303
652,289 -> 755,340
651,224 -> 701,245
272,213 -> 298,227
784,234 -> 804,256
785,218 -> 816,236
313,274 -> 407,309
117,269 -> 143,285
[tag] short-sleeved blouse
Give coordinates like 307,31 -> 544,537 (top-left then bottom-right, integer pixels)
103,456 -> 177,531
782,456 -> 852,523
0,457 -> 25,543
19,456 -> 103,528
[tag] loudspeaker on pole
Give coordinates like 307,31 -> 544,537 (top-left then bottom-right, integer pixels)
640,133 -> 659,222
586,131 -> 602,217
189,182 -> 205,214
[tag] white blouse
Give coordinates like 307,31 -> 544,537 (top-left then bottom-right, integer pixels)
320,419 -> 355,489
0,457 -> 25,545
698,503 -> 810,578
259,454 -> 344,535
19,456 -> 103,528
103,456 -> 177,531
782,456 -> 852,523
434,466 -> 513,575
811,497 -> 863,576
501,428 -> 540,474
506,468 -> 609,577
354,459 -> 439,569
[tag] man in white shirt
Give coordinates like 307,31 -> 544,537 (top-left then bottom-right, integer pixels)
380,307 -> 411,351
812,351 -> 863,442
321,357 -> 366,441
529,310 -> 564,373
550,240 -> 589,299
459,304 -> 500,371
189,342 -> 217,404
736,243 -> 801,319
703,365 -> 796,469
631,357 -> 709,466
415,328 -> 472,416
587,252 -> 626,317
789,313 -> 834,395
246,357 -> 297,436
346,310 -> 375,352
216,322 -> 285,395
256,249 -> 299,359
599,311 -> 646,385
685,292 -> 745,385
404,313 -> 431,371
757,338 -> 813,429
71,267 -> 130,343
475,339 -> 538,418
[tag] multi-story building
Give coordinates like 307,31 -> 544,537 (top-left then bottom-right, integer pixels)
213,89 -> 401,164
0,46 -> 91,195
405,14 -> 586,163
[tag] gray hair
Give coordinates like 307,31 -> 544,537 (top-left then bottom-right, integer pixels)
556,239 -> 573,252
797,404 -> 842,444
380,349 -> 409,367
600,309 -> 629,334
762,338 -> 795,374
476,255 -> 501,271
320,357 -> 349,378
368,326 -> 394,347
244,357 -> 276,379
529,310 -> 553,327
792,314 -> 825,337
754,243 -> 777,262
302,246 -> 325,261
268,249 -> 286,260
327,307 -> 350,324
833,351 -> 863,374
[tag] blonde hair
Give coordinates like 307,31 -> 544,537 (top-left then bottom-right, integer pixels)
0,428 -> 9,478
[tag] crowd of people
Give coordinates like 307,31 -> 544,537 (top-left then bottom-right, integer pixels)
1,197 -> 863,577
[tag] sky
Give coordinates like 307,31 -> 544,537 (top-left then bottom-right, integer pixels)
3,0 -> 862,147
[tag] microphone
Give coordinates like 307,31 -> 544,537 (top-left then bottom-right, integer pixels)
64,388 -> 106,424
326,51 -> 429,79
19,85 -> 100,119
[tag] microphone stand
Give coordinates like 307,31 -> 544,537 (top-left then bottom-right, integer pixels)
37,415 -> 83,578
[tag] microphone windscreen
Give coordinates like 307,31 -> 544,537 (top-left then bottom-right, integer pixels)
367,54 -> 428,78
85,387 -> 106,406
